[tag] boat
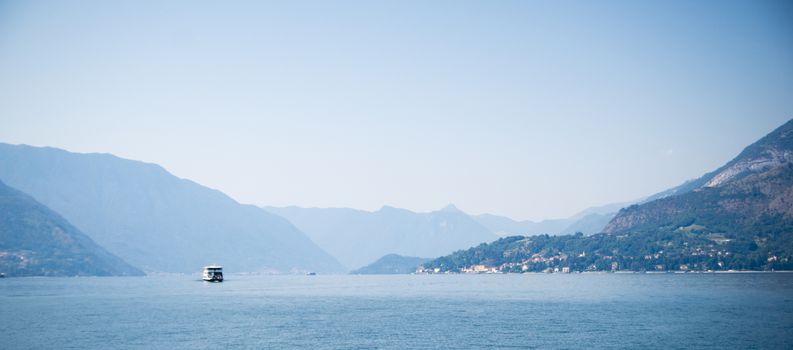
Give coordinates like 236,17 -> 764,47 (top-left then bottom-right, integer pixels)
306,272 -> 317,276
202,265 -> 223,282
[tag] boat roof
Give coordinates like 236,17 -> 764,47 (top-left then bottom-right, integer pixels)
203,265 -> 223,269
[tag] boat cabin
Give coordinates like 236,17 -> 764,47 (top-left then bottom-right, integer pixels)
202,265 -> 223,282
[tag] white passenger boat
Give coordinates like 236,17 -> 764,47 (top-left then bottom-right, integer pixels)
202,265 -> 223,282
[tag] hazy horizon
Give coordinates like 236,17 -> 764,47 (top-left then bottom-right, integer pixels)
2,0 -> 792,221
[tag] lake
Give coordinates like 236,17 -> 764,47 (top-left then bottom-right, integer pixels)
2,273 -> 792,349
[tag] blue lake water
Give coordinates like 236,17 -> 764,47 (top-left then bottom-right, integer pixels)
2,273 -> 792,349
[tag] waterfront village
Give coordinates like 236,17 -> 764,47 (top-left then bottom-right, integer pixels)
415,248 -> 787,274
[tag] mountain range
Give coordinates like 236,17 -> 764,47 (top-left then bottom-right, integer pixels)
0,180 -> 142,276
4,118 -> 791,276
473,200 -> 630,238
0,145 -> 633,275
264,204 -> 498,270
0,144 -> 345,274
266,201 -> 627,270
423,119 -> 793,272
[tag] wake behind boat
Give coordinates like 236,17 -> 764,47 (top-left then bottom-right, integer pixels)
202,265 -> 223,282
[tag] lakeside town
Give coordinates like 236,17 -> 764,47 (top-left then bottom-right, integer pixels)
416,237 -> 791,274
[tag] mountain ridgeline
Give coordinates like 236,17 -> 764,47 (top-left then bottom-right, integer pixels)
0,144 -> 345,274
0,180 -> 143,276
266,202 -> 622,271
423,119 -> 793,273
264,204 -> 498,270
605,119 -> 793,236
473,201 -> 624,238
4,118 -> 791,276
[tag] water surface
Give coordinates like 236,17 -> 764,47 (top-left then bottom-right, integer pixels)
2,273 -> 792,349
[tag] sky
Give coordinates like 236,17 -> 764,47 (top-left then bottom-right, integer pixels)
1,0 -> 792,221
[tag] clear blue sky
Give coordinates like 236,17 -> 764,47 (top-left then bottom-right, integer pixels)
1,0 -> 792,221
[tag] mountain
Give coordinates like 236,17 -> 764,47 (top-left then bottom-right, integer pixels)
350,254 -> 431,274
0,180 -> 143,277
559,212 -> 615,235
605,119 -> 793,240
264,204 -> 498,270
568,200 -> 635,219
0,144 -> 345,274
473,214 -> 573,236
474,201 -> 631,237
268,201 -> 623,271
424,120 -> 793,273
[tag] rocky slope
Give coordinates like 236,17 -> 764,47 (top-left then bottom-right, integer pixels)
605,119 -> 793,237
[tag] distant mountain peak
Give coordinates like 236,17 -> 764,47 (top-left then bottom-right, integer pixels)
439,203 -> 462,213
378,205 -> 403,212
